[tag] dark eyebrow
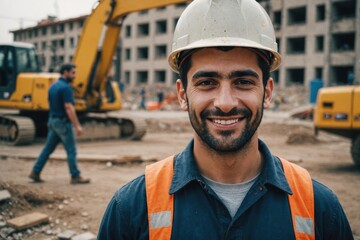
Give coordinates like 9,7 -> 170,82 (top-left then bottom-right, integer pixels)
192,70 -> 259,80
228,70 -> 259,79
192,71 -> 221,80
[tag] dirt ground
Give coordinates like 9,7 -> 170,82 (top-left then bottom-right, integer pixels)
0,109 -> 359,239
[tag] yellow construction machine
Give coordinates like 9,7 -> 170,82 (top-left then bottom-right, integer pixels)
0,0 -> 189,145
314,85 -> 360,166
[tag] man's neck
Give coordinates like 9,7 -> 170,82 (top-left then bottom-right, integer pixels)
193,135 -> 263,184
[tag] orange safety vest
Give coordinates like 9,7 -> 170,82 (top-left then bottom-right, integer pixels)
145,156 -> 315,240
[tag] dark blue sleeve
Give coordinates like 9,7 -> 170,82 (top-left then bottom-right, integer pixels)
97,175 -> 149,240
313,180 -> 354,240
61,86 -> 74,104
97,196 -> 126,240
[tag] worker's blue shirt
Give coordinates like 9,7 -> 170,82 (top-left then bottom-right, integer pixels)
98,139 -> 354,240
48,78 -> 75,119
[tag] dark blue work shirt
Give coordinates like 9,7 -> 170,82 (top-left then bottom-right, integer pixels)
48,78 -> 75,119
98,140 -> 354,240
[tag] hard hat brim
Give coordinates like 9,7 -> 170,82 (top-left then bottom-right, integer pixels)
168,37 -> 281,73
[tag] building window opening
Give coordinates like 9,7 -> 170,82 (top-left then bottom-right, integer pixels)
316,4 -> 325,21
288,6 -> 306,25
156,20 -> 167,34
125,25 -> 131,38
125,71 -> 131,84
315,67 -> 323,80
332,0 -> 356,20
155,70 -> 166,83
315,36 -> 324,52
59,39 -> 65,49
137,71 -> 148,85
173,18 -> 179,30
70,38 -> 75,48
273,11 -> 281,30
155,45 -> 167,59
125,48 -> 131,60
287,37 -> 306,54
137,47 -> 149,60
271,70 -> 279,84
287,68 -> 304,85
51,25 -> 57,34
276,38 -> 281,53
139,10 -> 148,15
138,23 -> 149,37
175,3 -> 187,8
332,66 -> 354,85
332,33 -> 355,51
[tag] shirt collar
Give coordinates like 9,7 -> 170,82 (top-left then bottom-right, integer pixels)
169,139 -> 292,195
59,77 -> 69,84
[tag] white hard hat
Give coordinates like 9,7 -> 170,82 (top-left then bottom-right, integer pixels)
168,0 -> 281,72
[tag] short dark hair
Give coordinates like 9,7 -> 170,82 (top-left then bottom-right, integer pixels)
178,47 -> 270,90
59,63 -> 76,74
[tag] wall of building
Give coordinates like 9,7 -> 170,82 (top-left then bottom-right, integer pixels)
12,1 -> 358,89
265,0 -> 359,88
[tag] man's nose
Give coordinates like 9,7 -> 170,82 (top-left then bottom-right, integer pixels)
213,85 -> 238,113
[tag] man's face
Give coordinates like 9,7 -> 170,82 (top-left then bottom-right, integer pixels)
64,68 -> 76,82
177,48 -> 273,153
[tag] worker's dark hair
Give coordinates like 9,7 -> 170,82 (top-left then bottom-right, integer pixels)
178,47 -> 270,90
59,63 -> 76,74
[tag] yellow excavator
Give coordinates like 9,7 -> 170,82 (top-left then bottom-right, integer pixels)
0,0 -> 189,145
314,85 -> 360,167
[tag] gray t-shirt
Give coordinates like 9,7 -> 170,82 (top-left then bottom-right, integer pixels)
203,174 -> 259,218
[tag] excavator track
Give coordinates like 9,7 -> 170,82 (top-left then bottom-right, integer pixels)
77,113 -> 147,142
0,113 -> 146,145
0,115 -> 35,146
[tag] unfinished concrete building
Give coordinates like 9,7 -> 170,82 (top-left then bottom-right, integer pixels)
10,0 -> 359,88
11,15 -> 86,73
260,0 -> 359,87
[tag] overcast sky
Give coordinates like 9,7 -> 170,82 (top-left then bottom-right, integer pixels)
0,0 -> 97,42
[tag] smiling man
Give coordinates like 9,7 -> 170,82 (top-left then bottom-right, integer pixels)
98,0 -> 353,239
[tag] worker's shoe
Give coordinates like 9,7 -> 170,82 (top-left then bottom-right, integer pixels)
29,171 -> 44,183
70,176 -> 90,184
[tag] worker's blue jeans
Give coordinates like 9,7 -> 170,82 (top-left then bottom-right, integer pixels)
32,117 -> 80,177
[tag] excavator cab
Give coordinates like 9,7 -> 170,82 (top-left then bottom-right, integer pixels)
0,43 -> 39,100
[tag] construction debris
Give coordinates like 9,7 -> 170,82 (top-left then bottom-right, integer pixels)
6,212 -> 49,230
72,231 -> 96,240
57,229 -> 77,239
0,190 -> 11,202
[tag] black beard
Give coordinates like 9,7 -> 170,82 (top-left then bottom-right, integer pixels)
188,103 -> 263,153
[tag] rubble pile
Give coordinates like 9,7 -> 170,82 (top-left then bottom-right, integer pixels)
0,182 -> 96,240
286,127 -> 319,145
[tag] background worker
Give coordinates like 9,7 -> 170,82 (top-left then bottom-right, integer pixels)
139,84 -> 147,110
98,0 -> 353,239
29,63 -> 90,184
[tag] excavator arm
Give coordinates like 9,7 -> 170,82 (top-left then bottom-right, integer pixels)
73,0 -> 189,111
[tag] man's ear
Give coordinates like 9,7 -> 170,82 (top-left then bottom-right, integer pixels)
176,79 -> 188,111
263,77 -> 274,109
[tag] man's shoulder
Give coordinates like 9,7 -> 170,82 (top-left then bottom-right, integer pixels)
312,179 -> 339,206
113,174 -> 146,205
50,79 -> 69,91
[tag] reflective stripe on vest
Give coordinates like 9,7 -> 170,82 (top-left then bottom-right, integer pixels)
145,156 -> 315,240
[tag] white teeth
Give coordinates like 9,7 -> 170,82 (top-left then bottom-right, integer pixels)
213,119 -> 238,125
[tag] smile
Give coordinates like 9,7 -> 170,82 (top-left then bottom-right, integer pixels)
212,119 -> 239,125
